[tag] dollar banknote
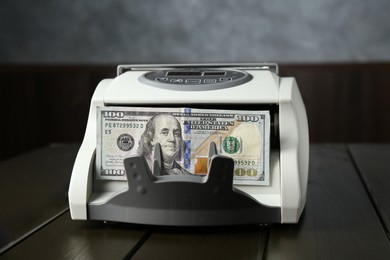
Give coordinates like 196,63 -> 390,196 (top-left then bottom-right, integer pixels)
96,106 -> 270,185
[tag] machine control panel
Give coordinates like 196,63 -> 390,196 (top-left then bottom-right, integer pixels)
139,69 -> 253,91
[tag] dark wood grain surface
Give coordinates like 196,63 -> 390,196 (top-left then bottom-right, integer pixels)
0,144 -> 79,252
132,225 -> 269,260
1,144 -> 390,259
349,144 -> 390,237
265,145 -> 390,260
0,212 -> 149,260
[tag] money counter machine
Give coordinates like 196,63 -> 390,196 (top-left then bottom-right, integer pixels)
68,64 -> 309,225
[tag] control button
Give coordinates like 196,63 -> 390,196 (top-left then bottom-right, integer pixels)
219,77 -> 233,82
185,79 -> 202,84
156,77 -> 169,82
170,79 -> 184,83
204,79 -> 217,84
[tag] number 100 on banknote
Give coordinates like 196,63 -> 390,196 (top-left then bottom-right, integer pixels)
96,106 -> 271,185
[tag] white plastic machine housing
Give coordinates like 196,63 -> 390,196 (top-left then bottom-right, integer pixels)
68,64 -> 309,224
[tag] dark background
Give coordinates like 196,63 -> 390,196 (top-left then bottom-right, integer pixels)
1,0 -> 390,160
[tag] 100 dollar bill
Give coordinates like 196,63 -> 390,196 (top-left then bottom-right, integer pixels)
96,106 -> 270,185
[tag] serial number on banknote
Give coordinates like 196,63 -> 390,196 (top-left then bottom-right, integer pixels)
234,160 -> 257,166
104,122 -> 144,129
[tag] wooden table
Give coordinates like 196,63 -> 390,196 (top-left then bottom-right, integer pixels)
1,144 -> 390,259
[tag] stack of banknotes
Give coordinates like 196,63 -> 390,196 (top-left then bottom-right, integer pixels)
96,106 -> 270,185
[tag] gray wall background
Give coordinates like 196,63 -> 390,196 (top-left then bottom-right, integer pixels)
1,0 -> 389,64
